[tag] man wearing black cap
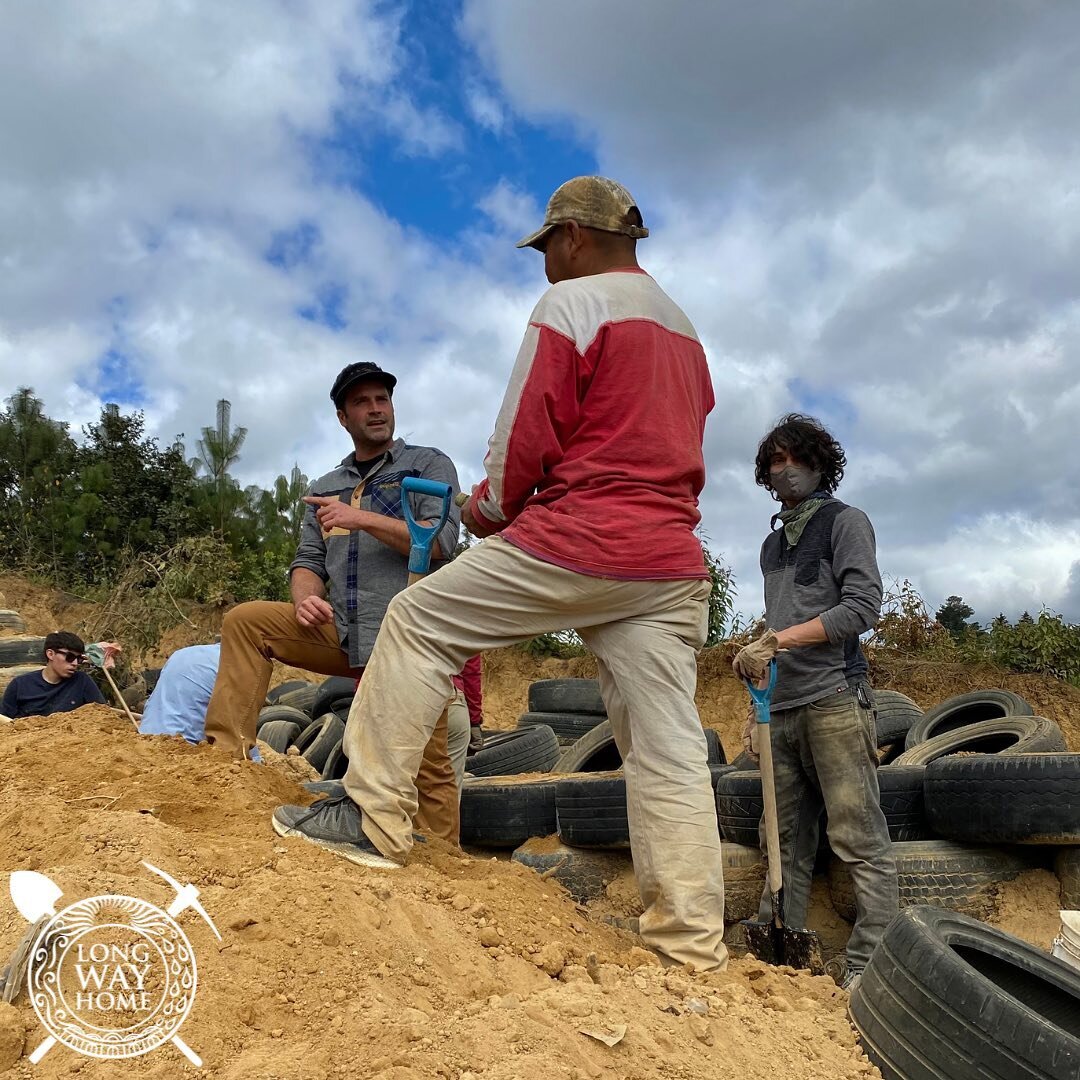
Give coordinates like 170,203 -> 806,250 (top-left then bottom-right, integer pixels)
203,362 -> 462,838
273,176 -> 728,974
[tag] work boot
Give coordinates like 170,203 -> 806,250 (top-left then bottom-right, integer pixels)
272,796 -> 402,870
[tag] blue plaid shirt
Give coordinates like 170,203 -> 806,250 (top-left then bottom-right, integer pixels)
289,439 -> 461,667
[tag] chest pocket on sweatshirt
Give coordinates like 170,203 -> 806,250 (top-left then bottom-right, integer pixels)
763,502 -> 845,587
368,470 -> 420,519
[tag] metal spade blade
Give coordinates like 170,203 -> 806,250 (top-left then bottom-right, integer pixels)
9,871 -> 62,923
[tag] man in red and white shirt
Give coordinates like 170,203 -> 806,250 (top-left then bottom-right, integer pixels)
273,176 -> 727,972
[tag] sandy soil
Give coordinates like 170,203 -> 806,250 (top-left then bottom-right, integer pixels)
0,706 -> 879,1080
0,574 -> 1075,1078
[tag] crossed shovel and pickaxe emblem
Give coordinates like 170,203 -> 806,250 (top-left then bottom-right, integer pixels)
8,863 -> 221,1066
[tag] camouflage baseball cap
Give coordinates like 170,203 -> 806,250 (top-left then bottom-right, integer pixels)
516,175 -> 649,250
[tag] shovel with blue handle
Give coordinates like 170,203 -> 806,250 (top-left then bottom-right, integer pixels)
401,477 -> 453,585
739,660 -> 824,974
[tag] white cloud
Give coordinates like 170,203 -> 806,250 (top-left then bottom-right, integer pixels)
3,0 -> 1079,630
462,0 -> 1080,622
465,82 -> 506,134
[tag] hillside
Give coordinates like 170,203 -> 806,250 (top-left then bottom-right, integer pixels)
0,572 -> 1075,1078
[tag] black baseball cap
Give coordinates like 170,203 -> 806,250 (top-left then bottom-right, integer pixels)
330,362 -> 397,408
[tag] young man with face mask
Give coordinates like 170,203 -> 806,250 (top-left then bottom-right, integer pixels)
732,413 -> 896,993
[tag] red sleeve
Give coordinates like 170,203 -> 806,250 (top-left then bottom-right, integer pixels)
472,318 -> 582,531
460,655 -> 483,726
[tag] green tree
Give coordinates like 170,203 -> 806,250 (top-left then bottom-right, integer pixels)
699,532 -> 739,646
65,404 -> 205,581
0,387 -> 78,572
935,595 -> 976,641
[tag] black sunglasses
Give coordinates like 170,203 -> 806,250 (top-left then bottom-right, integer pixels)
52,649 -> 87,664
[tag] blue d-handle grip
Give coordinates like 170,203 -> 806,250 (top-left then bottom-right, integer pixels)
744,659 -> 778,727
401,476 -> 453,575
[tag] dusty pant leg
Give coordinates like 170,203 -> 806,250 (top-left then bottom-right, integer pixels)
804,690 -> 898,970
756,705 -> 821,929
204,601 -> 355,759
579,579 -> 727,973
445,689 -> 470,796
413,708 -> 459,843
342,537 -> 628,864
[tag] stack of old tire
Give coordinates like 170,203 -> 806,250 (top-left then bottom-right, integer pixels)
516,678 -> 608,746
255,675 -> 353,776
794,687 -> 1080,1080
0,610 -> 41,707
473,678 -> 762,919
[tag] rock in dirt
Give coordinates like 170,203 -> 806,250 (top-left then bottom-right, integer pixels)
0,1003 -> 24,1071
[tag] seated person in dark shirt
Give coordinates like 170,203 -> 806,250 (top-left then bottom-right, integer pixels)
1,632 -> 106,719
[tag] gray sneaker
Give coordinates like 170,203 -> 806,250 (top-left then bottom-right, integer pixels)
272,796 -> 402,870
303,779 -> 345,797
841,968 -> 863,994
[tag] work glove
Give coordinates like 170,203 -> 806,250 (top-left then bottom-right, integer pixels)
741,703 -> 759,764
467,726 -> 484,757
731,629 -> 780,683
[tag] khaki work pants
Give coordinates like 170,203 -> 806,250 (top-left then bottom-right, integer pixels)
343,537 -> 727,972
204,601 -> 459,843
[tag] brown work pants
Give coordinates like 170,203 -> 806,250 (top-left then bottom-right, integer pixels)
203,601 -> 458,843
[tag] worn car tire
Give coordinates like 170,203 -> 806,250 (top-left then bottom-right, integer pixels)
555,771 -> 632,849
528,678 -> 605,715
554,722 -> 621,773
555,765 -> 733,849
704,728 -> 727,766
555,720 -> 725,774
266,679 -> 309,705
828,840 -> 1030,923
460,775 -> 559,847
293,713 -> 346,773
511,839 -> 630,902
141,667 -> 162,695
850,906 -> 1080,1080
311,676 -> 357,720
0,637 -> 46,665
904,689 -> 1034,749
872,689 -> 922,747
877,765 -> 931,841
257,719 -> 302,753
925,753 -> 1080,844
0,611 -> 28,633
1056,849 -> 1080,909
466,725 -> 560,777
716,765 -> 928,847
257,704 -> 315,734
274,681 -> 320,716
320,739 -> 348,781
894,716 -> 1066,767
517,710 -> 607,745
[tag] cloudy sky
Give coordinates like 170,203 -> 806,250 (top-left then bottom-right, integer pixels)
2,1 -> 1078,623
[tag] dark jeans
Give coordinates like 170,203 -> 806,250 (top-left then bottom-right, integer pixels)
757,684 -> 898,970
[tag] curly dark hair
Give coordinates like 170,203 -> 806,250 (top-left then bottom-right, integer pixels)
754,413 -> 847,494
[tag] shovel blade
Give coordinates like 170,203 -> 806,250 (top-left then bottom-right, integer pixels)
741,918 -> 824,975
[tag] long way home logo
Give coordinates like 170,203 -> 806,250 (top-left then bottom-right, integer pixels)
9,865 -> 221,1066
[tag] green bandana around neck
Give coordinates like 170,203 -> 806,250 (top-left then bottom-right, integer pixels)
773,497 -> 827,547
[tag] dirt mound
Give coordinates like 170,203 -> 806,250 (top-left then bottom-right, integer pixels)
0,707 -> 878,1079
0,577 -> 97,641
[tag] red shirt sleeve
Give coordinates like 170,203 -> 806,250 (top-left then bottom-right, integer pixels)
459,655 -> 483,726
472,319 -> 582,531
